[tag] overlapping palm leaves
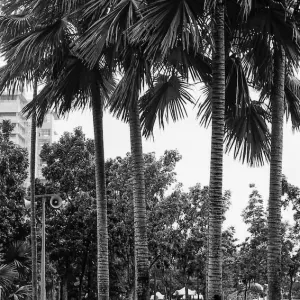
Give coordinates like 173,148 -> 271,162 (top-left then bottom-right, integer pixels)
74,2 -> 153,298
0,264 -> 17,291
22,55 -> 114,125
129,0 -> 271,166
140,73 -> 194,138
237,1 -> 300,298
0,241 -> 31,297
198,54 -> 271,166
0,4 -> 114,299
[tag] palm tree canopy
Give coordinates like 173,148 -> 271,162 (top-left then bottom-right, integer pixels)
22,55 -> 115,126
0,15 -> 74,93
139,73 -> 195,138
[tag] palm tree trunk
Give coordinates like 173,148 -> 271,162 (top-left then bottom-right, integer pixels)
267,47 -> 285,300
207,1 -> 225,300
62,275 -> 68,300
30,80 -> 38,300
91,85 -> 109,300
129,99 -> 149,300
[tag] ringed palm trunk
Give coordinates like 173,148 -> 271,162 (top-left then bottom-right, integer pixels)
91,85 -> 109,300
267,47 -> 285,300
129,99 -> 149,300
207,1 -> 225,300
30,80 -> 38,300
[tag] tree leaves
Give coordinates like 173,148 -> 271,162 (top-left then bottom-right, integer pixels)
140,74 -> 194,138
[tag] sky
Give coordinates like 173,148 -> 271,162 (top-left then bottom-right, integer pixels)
52,101 -> 300,242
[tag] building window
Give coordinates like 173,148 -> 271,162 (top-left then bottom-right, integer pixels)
39,129 -> 51,136
0,112 -> 17,116
0,95 -> 17,100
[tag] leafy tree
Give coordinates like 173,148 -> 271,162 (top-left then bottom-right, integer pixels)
238,185 -> 268,298
0,120 -> 29,245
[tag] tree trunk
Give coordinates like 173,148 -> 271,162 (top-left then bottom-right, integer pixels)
267,47 -> 285,300
207,1 -> 225,300
154,268 -> 157,300
62,275 -> 68,300
288,276 -> 293,300
129,99 -> 149,300
79,242 -> 89,300
30,80 -> 38,300
185,284 -> 188,300
91,86 -> 109,300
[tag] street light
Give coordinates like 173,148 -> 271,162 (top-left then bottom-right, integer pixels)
24,194 -> 63,300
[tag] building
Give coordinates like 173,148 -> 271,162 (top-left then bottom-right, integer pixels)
0,92 -> 28,148
35,113 -> 58,179
0,90 -> 58,184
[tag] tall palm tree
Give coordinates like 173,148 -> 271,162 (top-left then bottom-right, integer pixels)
22,54 -> 115,300
238,2 -> 300,298
204,2 -> 226,298
0,2 -> 114,299
74,2 -> 151,298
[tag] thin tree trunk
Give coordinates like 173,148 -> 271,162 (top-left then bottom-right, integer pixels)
129,99 -> 149,300
30,80 -> 38,300
267,47 -> 285,300
79,243 -> 89,300
288,276 -> 293,300
207,1 -> 225,300
62,275 -> 68,300
91,85 -> 109,300
154,268 -> 157,300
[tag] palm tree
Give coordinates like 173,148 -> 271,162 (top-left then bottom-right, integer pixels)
22,54 -> 115,300
74,3 -> 152,298
0,2 -> 114,299
238,2 -> 300,298
204,2 -> 226,299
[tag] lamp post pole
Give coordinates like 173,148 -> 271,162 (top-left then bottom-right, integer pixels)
41,197 -> 46,300
25,194 -> 62,300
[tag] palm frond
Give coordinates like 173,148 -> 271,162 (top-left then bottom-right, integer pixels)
129,0 -> 206,60
78,0 -> 113,29
75,0 -> 140,68
32,0 -> 85,16
224,101 -> 271,166
166,45 -> 212,83
237,0 -> 252,19
1,18 -> 73,75
0,18 -> 74,92
0,14 -> 35,42
197,54 -> 251,125
0,264 -> 17,290
0,0 -> 34,15
197,84 -> 212,127
9,284 -> 32,300
108,56 -> 149,122
3,241 -> 31,279
0,62 -> 36,94
22,56 -> 115,125
140,74 -> 194,138
285,74 -> 300,130
225,54 -> 251,118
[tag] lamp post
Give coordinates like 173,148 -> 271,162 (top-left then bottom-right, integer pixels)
25,194 -> 63,300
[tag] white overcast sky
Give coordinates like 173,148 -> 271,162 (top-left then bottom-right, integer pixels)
52,100 -> 300,242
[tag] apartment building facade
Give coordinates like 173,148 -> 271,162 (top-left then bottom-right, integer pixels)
0,91 -> 57,184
